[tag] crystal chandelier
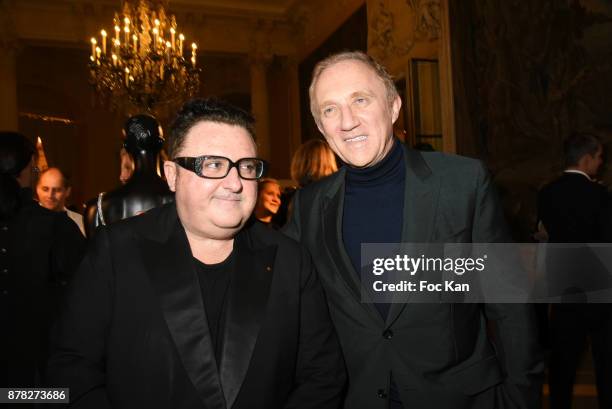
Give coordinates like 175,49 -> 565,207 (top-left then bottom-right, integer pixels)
88,0 -> 200,112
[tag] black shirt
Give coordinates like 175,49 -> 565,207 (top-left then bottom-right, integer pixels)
193,251 -> 233,365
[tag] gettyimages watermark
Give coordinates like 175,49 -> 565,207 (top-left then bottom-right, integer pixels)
360,243 -> 612,303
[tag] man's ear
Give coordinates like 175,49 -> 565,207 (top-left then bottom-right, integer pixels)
66,186 -> 72,198
391,95 -> 402,124
163,161 -> 177,192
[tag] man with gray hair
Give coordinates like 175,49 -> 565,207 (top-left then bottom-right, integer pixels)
284,51 -> 543,409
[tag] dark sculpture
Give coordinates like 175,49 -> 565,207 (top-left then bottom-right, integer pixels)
84,114 -> 174,237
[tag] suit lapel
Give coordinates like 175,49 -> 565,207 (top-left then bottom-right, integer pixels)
219,229 -> 275,409
386,147 -> 441,326
322,172 -> 386,325
141,208 -> 226,409
401,147 -> 439,248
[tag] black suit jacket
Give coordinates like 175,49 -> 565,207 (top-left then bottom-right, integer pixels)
538,172 -> 607,243
1,189 -> 86,386
47,203 -> 346,409
537,172 -> 611,298
284,147 -> 543,409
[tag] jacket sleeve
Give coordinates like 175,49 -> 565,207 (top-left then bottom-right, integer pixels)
284,247 -> 347,409
472,162 -> 545,409
46,228 -> 113,409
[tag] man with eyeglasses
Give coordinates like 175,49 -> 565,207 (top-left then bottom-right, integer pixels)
47,98 -> 346,409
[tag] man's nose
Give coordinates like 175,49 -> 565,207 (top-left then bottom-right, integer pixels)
340,105 -> 359,131
222,166 -> 243,191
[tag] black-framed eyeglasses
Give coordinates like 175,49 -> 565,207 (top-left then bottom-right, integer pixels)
174,155 -> 267,180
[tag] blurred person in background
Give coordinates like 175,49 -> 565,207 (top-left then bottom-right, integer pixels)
275,139 -> 339,227
254,178 -> 282,228
290,138 -> 338,188
0,132 -> 85,394
36,167 -> 85,236
538,132 -> 612,409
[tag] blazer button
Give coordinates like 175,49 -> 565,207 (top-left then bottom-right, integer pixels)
377,389 -> 388,399
382,329 -> 394,339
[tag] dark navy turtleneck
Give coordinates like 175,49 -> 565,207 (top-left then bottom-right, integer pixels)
342,139 -> 405,319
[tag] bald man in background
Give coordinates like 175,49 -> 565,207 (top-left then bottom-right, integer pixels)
36,167 -> 85,236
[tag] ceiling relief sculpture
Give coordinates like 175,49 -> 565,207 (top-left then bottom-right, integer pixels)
368,0 -> 440,61
407,0 -> 440,41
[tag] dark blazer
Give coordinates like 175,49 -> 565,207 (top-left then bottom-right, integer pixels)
47,203 -> 346,409
284,147 -> 543,409
0,188 -> 86,387
537,172 -> 612,297
538,172 -> 608,243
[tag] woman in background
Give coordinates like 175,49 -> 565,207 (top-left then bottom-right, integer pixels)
274,139 -> 339,227
290,139 -> 338,188
254,178 -> 282,228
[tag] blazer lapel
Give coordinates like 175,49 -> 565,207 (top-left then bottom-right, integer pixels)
386,147 -> 441,326
219,229 -> 275,408
322,171 -> 386,325
141,208 -> 226,409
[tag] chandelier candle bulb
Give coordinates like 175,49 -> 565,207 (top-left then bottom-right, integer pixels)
170,28 -> 175,50
132,34 -> 137,52
125,67 -> 129,86
179,34 -> 184,56
112,54 -> 117,66
90,38 -> 97,59
124,26 -> 130,44
152,27 -> 159,51
100,30 -> 107,54
95,47 -> 101,61
115,25 -> 120,42
166,41 -> 172,62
